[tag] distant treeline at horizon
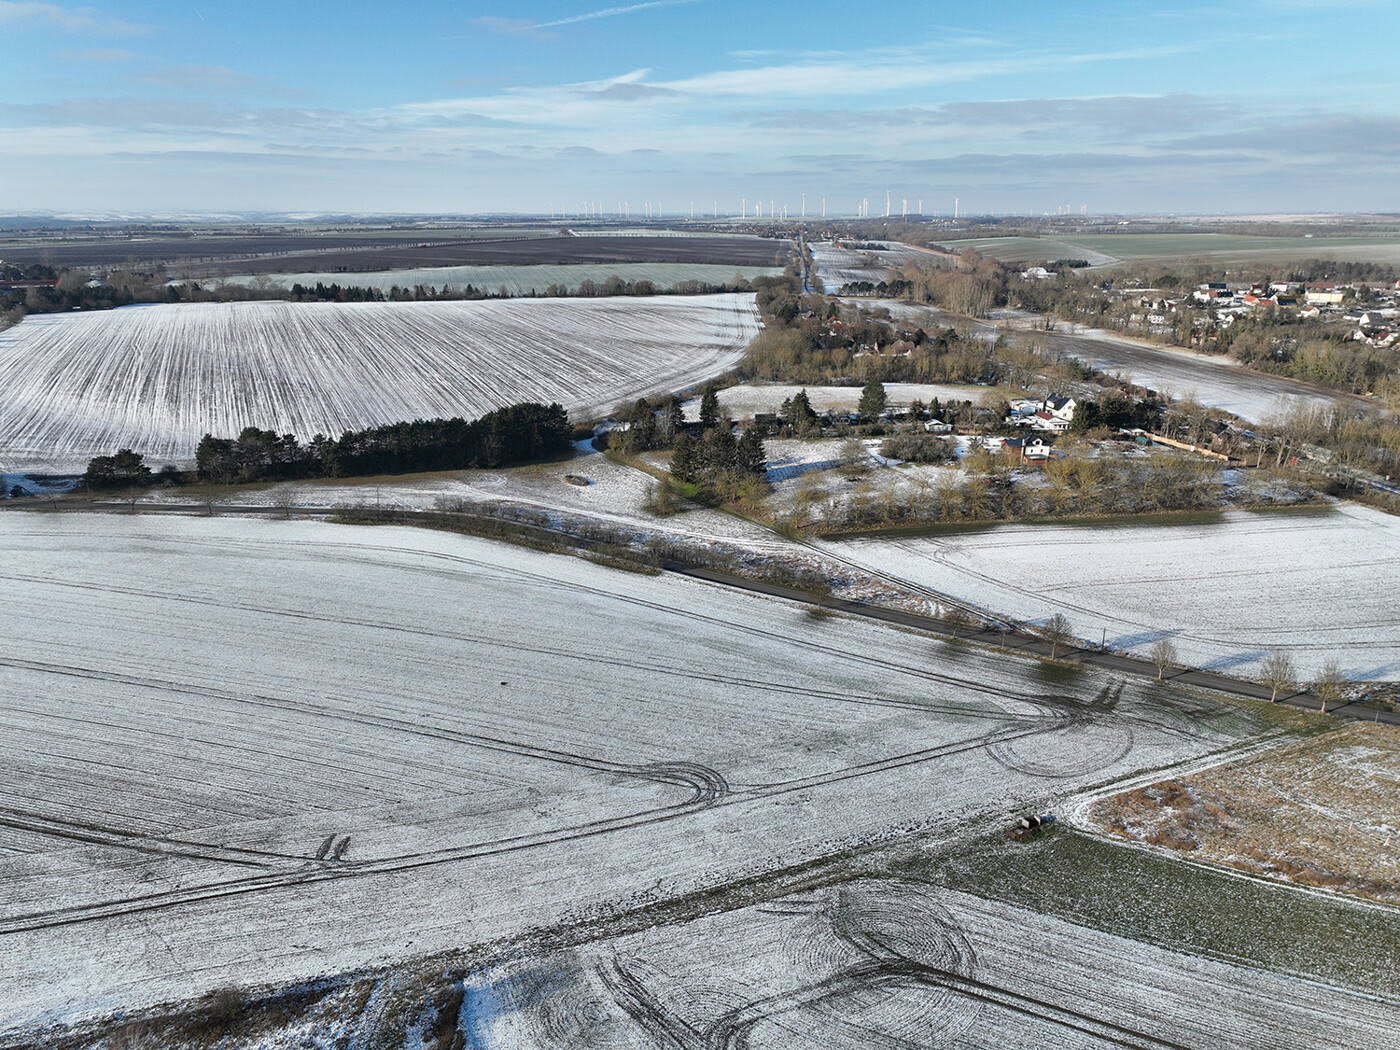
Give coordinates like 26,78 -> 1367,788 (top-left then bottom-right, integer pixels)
0,259 -> 758,322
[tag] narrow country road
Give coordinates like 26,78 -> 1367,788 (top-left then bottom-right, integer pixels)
7,498 -> 1393,726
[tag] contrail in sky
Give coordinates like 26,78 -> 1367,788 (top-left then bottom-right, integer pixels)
532,0 -> 698,30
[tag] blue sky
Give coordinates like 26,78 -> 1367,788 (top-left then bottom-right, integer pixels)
2,0 -> 1397,216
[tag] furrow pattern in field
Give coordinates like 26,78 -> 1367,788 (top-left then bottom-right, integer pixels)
0,295 -> 761,472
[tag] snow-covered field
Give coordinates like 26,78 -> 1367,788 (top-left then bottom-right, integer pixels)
0,513 -> 1261,1035
469,882 -> 1398,1049
878,299 -> 1356,423
1031,323 -> 1351,421
810,240 -> 943,291
825,502 -> 1400,678
0,293 -> 760,473
221,262 -> 780,297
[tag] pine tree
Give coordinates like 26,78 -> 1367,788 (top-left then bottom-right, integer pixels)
858,379 -> 887,419
707,427 -> 738,475
629,398 -> 657,450
737,427 -> 768,477
665,395 -> 685,439
670,432 -> 699,483
790,388 -> 816,427
699,386 -> 721,430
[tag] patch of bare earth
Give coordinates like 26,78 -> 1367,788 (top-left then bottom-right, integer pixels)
1092,724 -> 1400,903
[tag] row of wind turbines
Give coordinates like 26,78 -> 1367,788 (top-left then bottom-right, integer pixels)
548,191 -> 961,222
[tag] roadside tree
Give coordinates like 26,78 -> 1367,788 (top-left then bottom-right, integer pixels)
1311,660 -> 1348,714
1040,613 -> 1074,660
944,606 -> 976,639
1259,649 -> 1296,703
1149,637 -> 1178,680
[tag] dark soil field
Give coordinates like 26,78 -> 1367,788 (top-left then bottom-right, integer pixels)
0,228 -> 789,275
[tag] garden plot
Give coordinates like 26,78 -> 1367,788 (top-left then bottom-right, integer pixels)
762,438 -> 847,483
1092,723 -> 1400,902
0,293 -> 760,473
764,439 -> 965,522
461,881 -> 1398,1049
0,513 -> 1262,1035
824,502 -> 1400,678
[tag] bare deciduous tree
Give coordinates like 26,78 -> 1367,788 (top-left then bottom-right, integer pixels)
1311,660 -> 1348,714
1040,613 -> 1074,660
1259,649 -> 1296,703
944,606 -> 975,639
1149,637 -> 1178,680
270,486 -> 300,519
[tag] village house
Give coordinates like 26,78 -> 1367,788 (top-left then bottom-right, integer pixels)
1007,395 -> 1076,431
1001,435 -> 1055,462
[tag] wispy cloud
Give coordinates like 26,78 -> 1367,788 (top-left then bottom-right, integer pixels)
933,94 -> 1234,135
133,64 -> 300,97
392,40 -> 1210,140
58,47 -> 142,62
0,1 -> 145,35
476,0 -> 699,35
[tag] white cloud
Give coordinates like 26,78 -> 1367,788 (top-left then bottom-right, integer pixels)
0,1 -> 145,35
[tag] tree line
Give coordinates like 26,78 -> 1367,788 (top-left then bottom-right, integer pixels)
601,386 -> 769,492
83,401 -> 573,489
1,259 -> 754,325
741,273 -> 1001,386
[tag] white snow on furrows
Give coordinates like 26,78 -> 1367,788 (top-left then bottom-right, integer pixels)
469,882 -> 1400,1049
0,294 -> 761,473
823,502 -> 1400,678
0,513 -> 1256,1034
810,241 -> 940,291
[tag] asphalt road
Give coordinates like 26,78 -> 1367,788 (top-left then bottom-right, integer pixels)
10,498 -> 1393,727
663,561 -> 1400,728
